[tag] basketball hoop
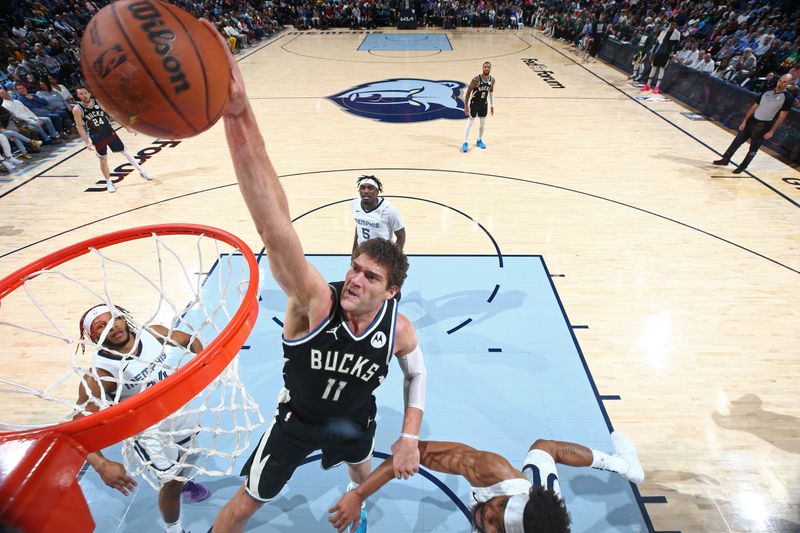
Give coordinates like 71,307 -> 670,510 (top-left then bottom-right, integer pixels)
0,224 -> 261,533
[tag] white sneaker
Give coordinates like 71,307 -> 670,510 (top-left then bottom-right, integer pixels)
611,431 -> 644,484
107,181 -> 116,193
1,160 -> 15,172
9,157 -> 24,166
140,170 -> 153,181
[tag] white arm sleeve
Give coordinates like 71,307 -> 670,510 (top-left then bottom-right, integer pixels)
397,345 -> 426,411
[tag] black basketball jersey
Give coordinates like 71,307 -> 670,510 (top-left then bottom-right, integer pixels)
282,281 -> 398,423
470,74 -> 493,105
77,98 -> 114,140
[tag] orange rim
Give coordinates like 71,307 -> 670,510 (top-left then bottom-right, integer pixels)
0,223 -> 259,451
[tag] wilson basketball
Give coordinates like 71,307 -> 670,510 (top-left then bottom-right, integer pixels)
80,0 -> 230,139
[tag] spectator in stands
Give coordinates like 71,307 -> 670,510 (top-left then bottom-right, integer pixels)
13,82 -> 72,134
36,80 -> 73,112
680,41 -> 701,65
754,35 -> 774,57
0,87 -> 61,144
223,19 -> 248,50
693,53 -> 715,74
745,71 -> 778,93
727,48 -> 757,84
0,127 -> 42,160
675,41 -> 694,64
630,24 -> 656,82
0,132 -> 27,171
775,40 -> 795,66
47,76 -> 75,108
53,14 -> 76,34
712,57 -> 731,79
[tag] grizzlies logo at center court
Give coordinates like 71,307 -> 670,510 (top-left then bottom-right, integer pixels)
329,78 -> 467,123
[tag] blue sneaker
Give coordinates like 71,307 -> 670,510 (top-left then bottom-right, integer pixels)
461,142 -> 468,153
476,139 -> 487,149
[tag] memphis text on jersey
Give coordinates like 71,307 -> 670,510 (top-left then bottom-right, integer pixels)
354,218 -> 380,230
124,350 -> 169,391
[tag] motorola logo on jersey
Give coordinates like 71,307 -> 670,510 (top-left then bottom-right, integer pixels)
370,331 -> 386,349
329,78 -> 467,123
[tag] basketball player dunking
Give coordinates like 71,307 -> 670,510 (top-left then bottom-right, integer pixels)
462,61 -> 495,153
204,19 -> 428,533
72,87 -> 153,193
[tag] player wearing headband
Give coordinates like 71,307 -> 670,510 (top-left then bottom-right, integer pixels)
351,175 -> 406,255
75,304 -> 209,533
329,432 -> 644,533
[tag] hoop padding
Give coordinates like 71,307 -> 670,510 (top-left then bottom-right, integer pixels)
0,224 -> 259,533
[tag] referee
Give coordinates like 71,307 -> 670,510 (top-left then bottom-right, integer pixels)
713,73 -> 795,174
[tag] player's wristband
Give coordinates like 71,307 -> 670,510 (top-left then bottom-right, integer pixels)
400,433 -> 419,440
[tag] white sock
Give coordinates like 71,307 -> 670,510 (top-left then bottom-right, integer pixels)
122,149 -> 146,174
463,118 -> 474,143
590,449 -> 629,476
478,117 -> 486,139
164,518 -> 183,533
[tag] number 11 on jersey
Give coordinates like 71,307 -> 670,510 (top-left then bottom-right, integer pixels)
322,378 -> 347,401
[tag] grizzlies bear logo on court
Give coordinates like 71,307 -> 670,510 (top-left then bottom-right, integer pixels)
329,78 -> 467,123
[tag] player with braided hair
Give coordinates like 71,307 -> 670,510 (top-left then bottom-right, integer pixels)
351,175 -> 406,255
75,304 -> 209,533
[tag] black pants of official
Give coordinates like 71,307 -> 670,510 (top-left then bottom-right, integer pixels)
722,118 -> 771,170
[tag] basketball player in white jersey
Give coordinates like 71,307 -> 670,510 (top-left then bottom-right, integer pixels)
351,175 -> 406,255
462,62 -> 495,153
75,304 -> 210,533
330,432 -> 644,533
72,87 -> 152,193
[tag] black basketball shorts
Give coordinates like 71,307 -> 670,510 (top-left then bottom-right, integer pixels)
241,402 -> 377,501
92,132 -> 125,157
470,100 -> 488,118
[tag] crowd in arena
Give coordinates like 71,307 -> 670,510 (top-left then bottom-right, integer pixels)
533,0 -> 798,102
0,0 -> 797,173
0,0 -> 284,172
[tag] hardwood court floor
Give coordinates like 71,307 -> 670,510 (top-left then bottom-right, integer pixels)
1,28 -> 799,532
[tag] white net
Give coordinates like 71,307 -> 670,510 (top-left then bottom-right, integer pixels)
0,230 -> 264,489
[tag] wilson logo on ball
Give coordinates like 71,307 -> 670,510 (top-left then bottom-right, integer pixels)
93,45 -> 128,79
128,0 -> 191,95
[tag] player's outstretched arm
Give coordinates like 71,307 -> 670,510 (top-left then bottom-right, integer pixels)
202,19 -> 329,314
328,440 -> 519,532
149,324 -> 204,354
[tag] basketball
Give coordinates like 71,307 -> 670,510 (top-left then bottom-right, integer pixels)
80,0 -> 230,139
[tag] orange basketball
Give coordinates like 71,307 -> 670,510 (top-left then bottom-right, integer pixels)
80,0 -> 230,139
